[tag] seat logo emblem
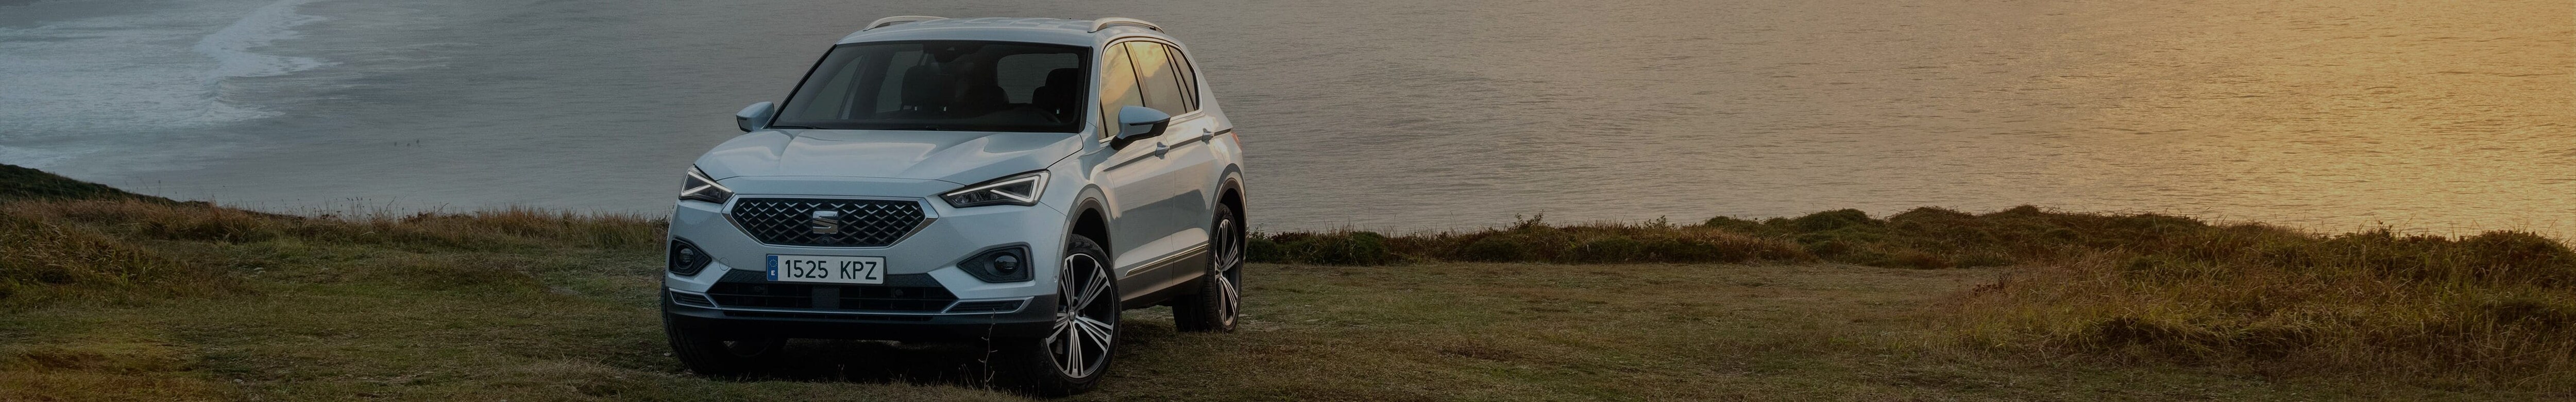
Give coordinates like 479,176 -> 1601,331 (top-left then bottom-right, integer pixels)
809,210 -> 842,235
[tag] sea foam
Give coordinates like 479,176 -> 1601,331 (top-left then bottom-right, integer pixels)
0,0 -> 332,169
190,0 -> 333,126
193,0 -> 331,83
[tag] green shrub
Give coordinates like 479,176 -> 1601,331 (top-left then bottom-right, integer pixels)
1886,206 -> 1976,223
1455,234 -> 1541,262
1786,208 -> 1878,232
1700,216 -> 1767,233
1270,231 -> 1399,266
1246,235 -> 1286,263
2459,231 -> 2576,286
1560,235 -> 1646,263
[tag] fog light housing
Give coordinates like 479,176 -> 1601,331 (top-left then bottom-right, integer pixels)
959,246 -> 1032,283
668,239 -> 713,276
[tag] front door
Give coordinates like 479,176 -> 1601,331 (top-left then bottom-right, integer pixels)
1092,42 -> 1193,289
1123,41 -> 1219,290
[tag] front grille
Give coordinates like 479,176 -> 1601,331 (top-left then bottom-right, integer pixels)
730,198 -> 926,247
703,282 -> 957,312
722,311 -> 934,321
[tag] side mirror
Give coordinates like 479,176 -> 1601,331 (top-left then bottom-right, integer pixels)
1109,106 -> 1171,149
735,102 -> 776,132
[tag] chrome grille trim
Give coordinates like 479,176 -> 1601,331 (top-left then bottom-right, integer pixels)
726,197 -> 933,248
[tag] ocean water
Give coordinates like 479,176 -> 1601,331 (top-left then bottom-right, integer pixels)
1,0 -> 2570,234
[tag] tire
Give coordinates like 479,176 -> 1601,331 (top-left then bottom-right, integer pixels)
994,234 -> 1118,396
1174,203 -> 1244,333
664,311 -> 787,378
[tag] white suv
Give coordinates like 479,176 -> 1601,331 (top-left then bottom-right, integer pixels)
659,16 -> 1246,395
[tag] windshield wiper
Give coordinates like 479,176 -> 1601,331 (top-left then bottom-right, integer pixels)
765,125 -> 822,130
884,126 -> 947,131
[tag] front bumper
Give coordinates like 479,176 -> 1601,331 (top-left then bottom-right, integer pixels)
664,293 -> 1059,340
662,176 -> 1072,338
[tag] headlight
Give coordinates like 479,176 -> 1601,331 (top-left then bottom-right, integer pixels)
942,171 -> 1046,207
681,166 -> 733,204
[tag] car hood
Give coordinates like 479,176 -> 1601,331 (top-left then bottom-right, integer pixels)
694,129 -> 1084,185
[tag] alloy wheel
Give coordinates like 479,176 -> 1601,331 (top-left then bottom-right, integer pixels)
1047,253 -> 1116,378
1212,215 -> 1244,327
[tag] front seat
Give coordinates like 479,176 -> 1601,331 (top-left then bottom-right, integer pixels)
898,65 -> 955,115
1030,68 -> 1082,123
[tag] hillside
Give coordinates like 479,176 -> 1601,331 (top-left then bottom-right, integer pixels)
1,164 -> 2567,400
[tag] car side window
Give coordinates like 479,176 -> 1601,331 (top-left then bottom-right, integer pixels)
1096,44 -> 1145,137
1164,46 -> 1199,111
1126,42 -> 1189,116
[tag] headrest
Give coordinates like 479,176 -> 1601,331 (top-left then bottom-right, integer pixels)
901,65 -> 953,107
1044,67 -> 1081,88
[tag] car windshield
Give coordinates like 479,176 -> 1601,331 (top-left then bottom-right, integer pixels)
771,41 -> 1090,133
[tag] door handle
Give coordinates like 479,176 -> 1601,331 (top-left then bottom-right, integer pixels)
1153,142 -> 1169,156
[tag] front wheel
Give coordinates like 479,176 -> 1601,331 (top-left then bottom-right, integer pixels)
1175,203 -> 1244,332
995,234 -> 1118,396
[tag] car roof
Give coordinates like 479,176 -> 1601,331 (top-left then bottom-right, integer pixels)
834,17 -> 1171,47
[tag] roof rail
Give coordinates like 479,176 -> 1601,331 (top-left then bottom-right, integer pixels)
863,15 -> 946,31
1088,17 -> 1160,32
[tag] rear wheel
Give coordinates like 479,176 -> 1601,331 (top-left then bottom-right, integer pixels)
995,234 -> 1117,396
1175,203 -> 1244,332
664,312 -> 787,377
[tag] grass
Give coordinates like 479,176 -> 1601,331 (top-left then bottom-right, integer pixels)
1251,207 -> 2576,392
1939,229 -> 2576,391
3,164 -> 2570,399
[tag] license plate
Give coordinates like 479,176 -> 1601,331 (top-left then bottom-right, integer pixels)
766,255 -> 886,284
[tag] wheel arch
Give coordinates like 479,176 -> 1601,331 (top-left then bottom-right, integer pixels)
1066,195 -> 1112,256
1215,166 -> 1246,222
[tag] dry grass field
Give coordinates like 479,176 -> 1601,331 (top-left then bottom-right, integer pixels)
3,164 -> 2568,400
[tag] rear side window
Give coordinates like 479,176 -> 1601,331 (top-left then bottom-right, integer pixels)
1095,44 -> 1145,137
1125,42 -> 1190,115
1164,46 -> 1199,110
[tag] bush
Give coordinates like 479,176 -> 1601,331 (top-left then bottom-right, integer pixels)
1560,235 -> 1647,263
2458,231 -> 2576,286
1455,234 -> 1541,262
1699,216 -> 1767,233
1263,231 -> 1400,266
1246,235 -> 1286,263
1249,216 -> 1818,266
1786,208 -> 1877,232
